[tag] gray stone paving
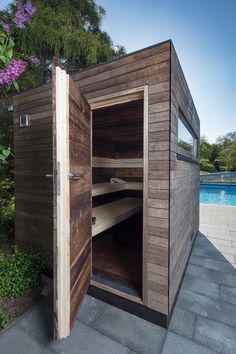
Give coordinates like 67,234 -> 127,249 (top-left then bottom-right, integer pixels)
0,203 -> 236,353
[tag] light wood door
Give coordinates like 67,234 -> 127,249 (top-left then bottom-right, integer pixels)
52,66 -> 92,340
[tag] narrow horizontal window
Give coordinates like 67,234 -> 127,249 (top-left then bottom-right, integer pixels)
178,112 -> 198,159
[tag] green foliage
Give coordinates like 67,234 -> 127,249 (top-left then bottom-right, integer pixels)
217,131 -> 236,147
219,141 -> 236,171
0,0 -> 126,88
0,187 -> 14,244
0,21 -> 14,69
200,132 -> 236,173
0,246 -> 47,300
200,158 -> 217,173
0,307 -> 18,328
0,145 -> 12,163
0,102 -> 14,243
178,139 -> 192,152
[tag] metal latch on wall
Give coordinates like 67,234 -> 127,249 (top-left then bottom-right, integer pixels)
45,162 -> 60,195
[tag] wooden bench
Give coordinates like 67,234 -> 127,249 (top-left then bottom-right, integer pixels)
92,197 -> 142,237
92,182 -> 143,197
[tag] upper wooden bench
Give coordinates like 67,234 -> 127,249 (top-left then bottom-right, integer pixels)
92,182 -> 143,197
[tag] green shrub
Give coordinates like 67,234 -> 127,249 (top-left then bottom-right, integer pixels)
0,174 -> 14,244
0,307 -> 17,329
0,247 -> 47,300
0,185 -> 14,244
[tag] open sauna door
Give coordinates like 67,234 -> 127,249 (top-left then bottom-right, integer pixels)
52,66 -> 92,340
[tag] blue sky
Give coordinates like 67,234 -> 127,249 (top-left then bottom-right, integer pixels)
1,0 -> 235,142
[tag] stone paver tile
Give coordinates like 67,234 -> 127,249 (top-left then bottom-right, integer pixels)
208,238 -> 232,247
182,274 -> 220,299
200,224 -> 230,232
192,246 -> 227,262
48,320 -> 130,354
76,295 -> 108,325
0,326 -> 53,354
177,288 -> 236,328
203,258 -> 236,275
214,245 -> 236,256
217,301 -> 236,328
17,303 -> 53,343
189,254 -> 205,266
194,316 -> 236,354
220,285 -> 236,306
91,305 -> 166,354
177,289 -> 220,320
168,307 -> 196,339
221,254 -> 236,264
186,264 -> 236,287
199,229 -> 209,235
161,332 -> 219,354
207,233 -> 236,242
194,237 -> 214,249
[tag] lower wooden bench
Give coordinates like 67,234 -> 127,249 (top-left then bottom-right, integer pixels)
92,197 -> 142,237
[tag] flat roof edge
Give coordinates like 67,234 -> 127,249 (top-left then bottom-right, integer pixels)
12,39 -> 172,98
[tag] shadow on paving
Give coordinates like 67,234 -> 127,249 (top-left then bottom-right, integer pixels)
164,232 -> 236,354
0,231 -> 236,354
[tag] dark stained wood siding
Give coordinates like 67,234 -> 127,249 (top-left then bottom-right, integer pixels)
68,76 -> 92,329
13,84 -> 53,264
13,41 -> 200,318
74,41 -> 171,315
169,43 -> 200,309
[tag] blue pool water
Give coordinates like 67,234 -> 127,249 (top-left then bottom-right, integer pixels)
200,184 -> 236,206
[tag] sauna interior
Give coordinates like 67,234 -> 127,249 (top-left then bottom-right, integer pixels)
91,96 -> 144,300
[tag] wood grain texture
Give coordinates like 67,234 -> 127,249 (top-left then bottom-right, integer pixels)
68,75 -> 92,330
73,41 -> 171,315
14,41 -> 199,321
169,42 -> 200,311
13,86 -> 53,264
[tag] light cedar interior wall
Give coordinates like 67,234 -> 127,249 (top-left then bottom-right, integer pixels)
169,44 -> 200,309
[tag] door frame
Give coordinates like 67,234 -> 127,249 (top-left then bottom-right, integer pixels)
88,86 -> 149,305
53,67 -> 93,339
53,67 -> 71,338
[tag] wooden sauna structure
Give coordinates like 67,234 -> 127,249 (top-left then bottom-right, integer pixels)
13,40 -> 200,339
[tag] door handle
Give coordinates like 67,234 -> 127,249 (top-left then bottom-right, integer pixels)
45,174 -> 53,178
69,172 -> 84,180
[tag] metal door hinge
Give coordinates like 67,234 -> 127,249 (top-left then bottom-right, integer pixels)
69,172 -> 84,180
57,162 -> 60,195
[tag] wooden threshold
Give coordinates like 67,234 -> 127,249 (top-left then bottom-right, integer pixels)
90,279 -> 143,304
88,284 -> 168,328
92,182 -> 143,197
92,197 -> 142,237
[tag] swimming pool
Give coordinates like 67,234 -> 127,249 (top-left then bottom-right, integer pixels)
200,184 -> 236,206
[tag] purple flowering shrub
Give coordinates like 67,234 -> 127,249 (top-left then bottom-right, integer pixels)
0,59 -> 28,86
0,0 -> 39,92
13,0 -> 37,29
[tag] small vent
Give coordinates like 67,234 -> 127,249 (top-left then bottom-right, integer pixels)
19,115 -> 30,127
7,105 -> 13,112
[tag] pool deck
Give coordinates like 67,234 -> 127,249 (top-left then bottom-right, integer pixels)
0,203 -> 236,353
200,204 -> 236,267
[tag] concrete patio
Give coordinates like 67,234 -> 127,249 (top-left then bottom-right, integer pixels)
0,203 -> 236,354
